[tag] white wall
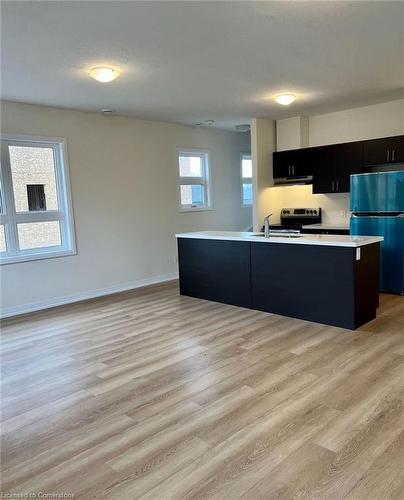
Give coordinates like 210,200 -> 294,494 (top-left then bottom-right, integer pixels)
0,101 -> 251,316
309,99 -> 404,146
276,116 -> 308,151
268,99 -> 404,224
267,185 -> 350,224
250,118 -> 276,231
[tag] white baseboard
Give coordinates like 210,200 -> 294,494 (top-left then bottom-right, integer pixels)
0,272 -> 179,319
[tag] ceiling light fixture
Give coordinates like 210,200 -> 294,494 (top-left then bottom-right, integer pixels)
89,67 -> 120,83
274,94 -> 296,106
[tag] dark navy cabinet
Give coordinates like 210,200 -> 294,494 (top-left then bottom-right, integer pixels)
177,237 -> 380,330
273,135 -> 404,194
177,238 -> 252,308
363,135 -> 404,166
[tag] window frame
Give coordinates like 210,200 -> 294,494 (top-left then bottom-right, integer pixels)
177,148 -> 212,212
240,152 -> 253,207
0,134 -> 76,265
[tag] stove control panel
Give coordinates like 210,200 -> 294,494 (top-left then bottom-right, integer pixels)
281,208 -> 321,217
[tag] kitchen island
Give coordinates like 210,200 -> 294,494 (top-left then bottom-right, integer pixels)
176,231 -> 383,330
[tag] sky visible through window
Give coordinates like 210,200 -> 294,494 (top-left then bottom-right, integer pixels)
241,155 -> 252,205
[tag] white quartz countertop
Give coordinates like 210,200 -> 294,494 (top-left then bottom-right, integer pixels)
176,231 -> 383,248
302,223 -> 350,230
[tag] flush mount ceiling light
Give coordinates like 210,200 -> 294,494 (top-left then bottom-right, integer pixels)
274,94 -> 296,106
89,67 -> 120,83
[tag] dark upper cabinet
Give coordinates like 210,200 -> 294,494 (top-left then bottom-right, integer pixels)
311,145 -> 335,194
312,142 -> 363,194
273,149 -> 310,178
273,151 -> 293,178
273,135 -> 403,194
333,141 -> 363,192
364,136 -> 404,165
391,136 -> 404,163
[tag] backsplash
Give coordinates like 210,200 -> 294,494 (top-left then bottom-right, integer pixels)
267,184 -> 350,224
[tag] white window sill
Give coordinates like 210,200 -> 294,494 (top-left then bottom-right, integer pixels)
0,248 -> 77,265
178,207 -> 214,213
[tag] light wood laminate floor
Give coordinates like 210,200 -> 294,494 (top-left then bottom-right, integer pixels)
1,281 -> 404,499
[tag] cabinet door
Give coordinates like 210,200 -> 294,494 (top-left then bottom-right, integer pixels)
363,138 -> 391,165
293,149 -> 312,176
251,242 -> 357,328
178,238 -> 252,308
391,136 -> 404,163
312,146 -> 334,194
334,142 -> 363,192
273,151 -> 292,178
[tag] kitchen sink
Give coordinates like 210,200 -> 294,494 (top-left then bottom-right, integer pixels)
253,233 -> 303,238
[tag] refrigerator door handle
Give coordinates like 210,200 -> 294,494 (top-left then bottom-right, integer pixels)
351,214 -> 402,218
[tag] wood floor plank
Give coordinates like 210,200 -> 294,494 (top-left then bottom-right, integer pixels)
240,442 -> 336,499
344,430 -> 404,500
1,281 -> 403,499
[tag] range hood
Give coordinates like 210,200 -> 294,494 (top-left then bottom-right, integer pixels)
274,175 -> 313,186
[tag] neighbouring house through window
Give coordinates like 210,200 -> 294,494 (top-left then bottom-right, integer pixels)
0,134 -> 76,264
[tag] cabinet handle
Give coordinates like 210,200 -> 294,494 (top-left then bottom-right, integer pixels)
392,149 -> 395,162
293,165 -> 296,175
387,149 -> 390,162
288,165 -> 290,176
336,180 -> 339,192
331,180 -> 335,192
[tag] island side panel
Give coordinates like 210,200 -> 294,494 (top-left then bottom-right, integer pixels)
354,242 -> 380,328
177,238 -> 252,308
250,242 -> 356,329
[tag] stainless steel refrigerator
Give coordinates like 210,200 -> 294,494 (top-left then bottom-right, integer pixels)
350,171 -> 404,294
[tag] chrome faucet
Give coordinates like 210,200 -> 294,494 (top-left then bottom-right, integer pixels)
264,214 -> 273,238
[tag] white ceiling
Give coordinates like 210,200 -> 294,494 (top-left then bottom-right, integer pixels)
2,1 -> 404,130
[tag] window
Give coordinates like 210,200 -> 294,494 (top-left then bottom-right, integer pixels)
0,134 -> 76,264
27,184 -> 47,211
241,153 -> 253,206
177,150 -> 211,210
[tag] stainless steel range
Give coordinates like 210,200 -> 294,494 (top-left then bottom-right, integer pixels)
268,208 -> 322,232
